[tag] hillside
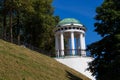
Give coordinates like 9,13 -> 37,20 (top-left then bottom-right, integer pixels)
0,39 -> 90,80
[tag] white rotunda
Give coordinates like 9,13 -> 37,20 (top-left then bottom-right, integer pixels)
55,18 -> 86,57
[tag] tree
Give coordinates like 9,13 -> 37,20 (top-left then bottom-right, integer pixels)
0,0 -> 59,56
0,0 -> 34,42
0,0 -> 7,40
24,0 -> 59,54
12,0 -> 34,44
87,0 -> 120,80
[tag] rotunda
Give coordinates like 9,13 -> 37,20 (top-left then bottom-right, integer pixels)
55,18 -> 86,57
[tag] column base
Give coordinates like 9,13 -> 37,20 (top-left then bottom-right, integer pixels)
61,50 -> 64,57
81,51 -> 86,57
72,50 -> 75,56
56,51 -> 59,58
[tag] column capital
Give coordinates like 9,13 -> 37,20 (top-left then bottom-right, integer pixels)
71,31 -> 74,33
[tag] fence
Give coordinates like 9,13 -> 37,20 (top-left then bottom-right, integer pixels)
0,36 -> 53,57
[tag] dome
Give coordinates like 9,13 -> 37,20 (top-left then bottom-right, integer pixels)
58,18 -> 82,26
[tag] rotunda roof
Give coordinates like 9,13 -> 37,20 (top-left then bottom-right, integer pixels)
58,18 -> 82,26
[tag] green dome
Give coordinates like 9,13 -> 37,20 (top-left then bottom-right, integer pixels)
58,18 -> 81,26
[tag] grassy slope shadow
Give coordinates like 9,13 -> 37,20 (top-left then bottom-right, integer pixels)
66,71 -> 83,80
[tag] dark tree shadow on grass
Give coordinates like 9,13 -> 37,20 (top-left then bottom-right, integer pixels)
66,71 -> 83,80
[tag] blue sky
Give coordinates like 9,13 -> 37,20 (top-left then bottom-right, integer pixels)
52,0 -> 103,45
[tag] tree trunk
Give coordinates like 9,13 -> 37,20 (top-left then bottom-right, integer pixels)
10,8 -> 13,42
18,34 -> 20,45
3,11 -> 7,40
17,13 -> 20,45
17,11 -> 21,45
3,0 -> 7,40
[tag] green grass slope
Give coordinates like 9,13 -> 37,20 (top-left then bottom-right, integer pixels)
0,39 -> 90,80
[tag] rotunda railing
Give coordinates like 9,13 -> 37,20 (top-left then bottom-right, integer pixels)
55,49 -> 86,57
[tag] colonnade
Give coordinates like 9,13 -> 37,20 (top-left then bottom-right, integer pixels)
55,32 -> 86,57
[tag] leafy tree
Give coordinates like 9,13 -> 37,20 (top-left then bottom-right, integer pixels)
0,0 -> 34,42
0,0 -> 7,39
87,0 -> 120,80
12,0 -> 34,44
24,0 -> 59,54
0,0 -> 59,56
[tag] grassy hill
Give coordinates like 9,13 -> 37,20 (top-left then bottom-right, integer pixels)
0,39 -> 90,80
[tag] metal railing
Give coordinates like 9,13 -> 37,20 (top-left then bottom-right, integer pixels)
55,49 -> 86,57
0,36 -> 53,57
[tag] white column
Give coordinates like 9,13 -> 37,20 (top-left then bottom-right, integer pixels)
71,32 -> 75,55
55,34 -> 59,57
82,34 -> 86,51
76,38 -> 79,55
80,33 -> 86,56
60,32 -> 64,57
66,38 -> 69,55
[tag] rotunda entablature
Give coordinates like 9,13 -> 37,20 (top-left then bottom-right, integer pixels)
55,18 -> 86,33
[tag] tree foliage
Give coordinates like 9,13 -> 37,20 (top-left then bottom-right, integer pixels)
23,0 -> 59,54
87,0 -> 120,80
0,0 -> 59,55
